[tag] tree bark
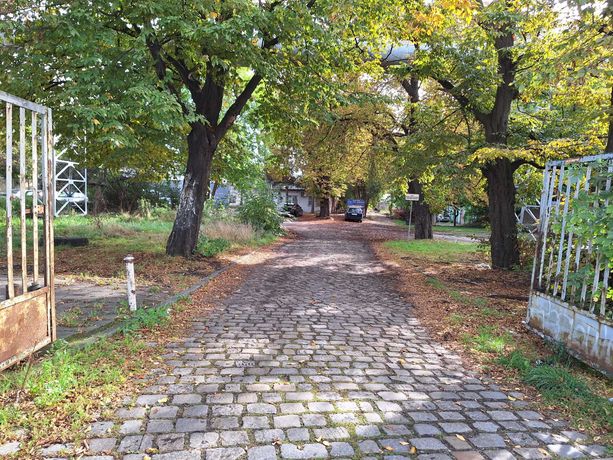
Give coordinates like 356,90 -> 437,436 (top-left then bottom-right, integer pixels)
318,197 -> 330,218
93,181 -> 106,215
166,122 -> 216,256
606,85 -> 613,153
408,180 -> 433,239
483,158 -> 519,268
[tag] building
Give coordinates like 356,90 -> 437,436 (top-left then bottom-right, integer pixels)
269,180 -> 320,214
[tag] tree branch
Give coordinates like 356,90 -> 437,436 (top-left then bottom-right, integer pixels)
216,73 -> 263,138
145,37 -> 190,115
511,159 -> 544,171
435,78 -> 489,125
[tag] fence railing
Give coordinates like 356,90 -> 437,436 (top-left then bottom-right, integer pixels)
0,90 -> 56,371
531,153 -> 613,321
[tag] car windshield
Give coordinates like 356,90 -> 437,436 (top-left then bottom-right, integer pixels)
348,207 -> 362,213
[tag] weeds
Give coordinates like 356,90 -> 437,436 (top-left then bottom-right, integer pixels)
462,326 -> 512,354
498,349 -> 613,434
203,220 -> 256,243
0,303 -> 169,454
120,305 -> 169,333
56,307 -> 83,328
197,236 -> 231,257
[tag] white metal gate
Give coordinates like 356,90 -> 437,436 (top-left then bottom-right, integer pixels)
527,153 -> 612,375
0,91 -> 55,371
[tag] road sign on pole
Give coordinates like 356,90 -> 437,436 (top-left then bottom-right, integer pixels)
405,194 -> 419,239
407,201 -> 414,240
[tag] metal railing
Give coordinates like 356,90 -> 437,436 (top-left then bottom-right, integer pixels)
531,153 -> 613,320
0,90 -> 55,370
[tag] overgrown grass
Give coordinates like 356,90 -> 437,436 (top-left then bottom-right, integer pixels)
0,304 -> 170,455
432,224 -> 489,238
498,350 -> 613,435
462,326 -> 513,354
120,305 -> 170,333
197,212 -> 281,257
3,208 -> 280,261
384,239 -> 480,262
392,219 -> 489,238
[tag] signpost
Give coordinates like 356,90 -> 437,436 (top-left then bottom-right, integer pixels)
405,193 -> 420,239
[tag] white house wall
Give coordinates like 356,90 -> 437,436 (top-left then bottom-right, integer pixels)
275,190 -> 319,213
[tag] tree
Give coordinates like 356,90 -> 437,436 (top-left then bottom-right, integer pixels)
1,0 -> 404,256
268,98 -> 398,217
399,76 -> 434,239
423,0 -> 524,267
399,0 -> 611,268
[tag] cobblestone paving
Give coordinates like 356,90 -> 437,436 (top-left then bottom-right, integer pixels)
73,223 -> 608,459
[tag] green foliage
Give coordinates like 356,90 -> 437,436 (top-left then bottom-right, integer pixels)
96,172 -> 180,213
498,349 -> 613,432
524,365 -> 589,395
497,349 -> 532,373
0,0 -> 410,176
462,326 -> 512,354
120,306 -> 169,334
238,188 -> 283,234
196,237 -> 231,257
543,161 -> 613,313
0,337 -> 144,409
384,239 -> 480,262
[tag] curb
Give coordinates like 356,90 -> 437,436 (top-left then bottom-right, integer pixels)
65,261 -> 236,350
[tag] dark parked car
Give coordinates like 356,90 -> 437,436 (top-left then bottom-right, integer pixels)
283,203 -> 304,217
345,207 -> 363,222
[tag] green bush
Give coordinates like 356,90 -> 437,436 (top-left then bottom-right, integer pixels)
238,188 -> 283,234
202,201 -> 234,224
196,236 -> 231,257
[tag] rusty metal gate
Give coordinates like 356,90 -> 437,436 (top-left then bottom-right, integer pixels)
0,91 -> 55,371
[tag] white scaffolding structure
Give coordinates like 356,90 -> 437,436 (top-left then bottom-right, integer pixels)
53,149 -> 87,216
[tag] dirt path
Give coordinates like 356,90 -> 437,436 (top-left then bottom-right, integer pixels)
59,218 -> 605,459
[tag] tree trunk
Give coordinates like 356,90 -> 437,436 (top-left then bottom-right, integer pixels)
93,182 -> 106,215
606,85 -> 613,153
483,158 -> 519,269
166,123 -> 215,257
408,180 -> 432,239
318,197 -> 330,218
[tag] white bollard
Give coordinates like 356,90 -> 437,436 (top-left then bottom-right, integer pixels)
124,254 -> 137,312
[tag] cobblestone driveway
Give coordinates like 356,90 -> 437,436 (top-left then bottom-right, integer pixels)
80,222 -> 608,460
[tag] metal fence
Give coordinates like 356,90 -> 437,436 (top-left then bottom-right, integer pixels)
531,153 -> 613,320
0,90 -> 55,371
